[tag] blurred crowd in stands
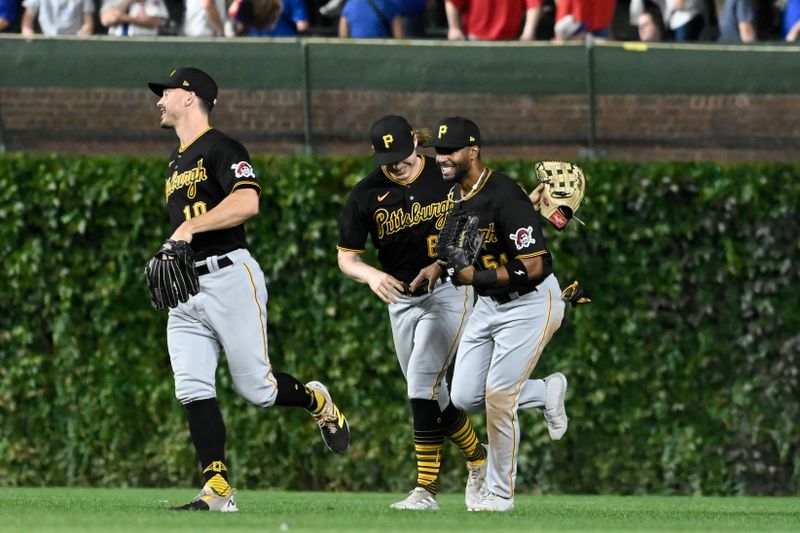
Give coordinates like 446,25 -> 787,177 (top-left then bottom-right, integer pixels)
1,0 -> 798,43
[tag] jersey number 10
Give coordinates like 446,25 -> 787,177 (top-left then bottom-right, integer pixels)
183,201 -> 208,221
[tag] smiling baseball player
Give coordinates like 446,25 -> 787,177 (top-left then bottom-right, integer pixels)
337,115 -> 488,511
430,116 -> 568,512
146,67 -> 350,512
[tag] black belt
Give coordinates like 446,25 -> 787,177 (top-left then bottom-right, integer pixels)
403,285 -> 429,297
195,256 -> 233,276
491,286 -> 536,304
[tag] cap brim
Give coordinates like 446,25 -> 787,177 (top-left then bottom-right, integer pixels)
373,145 -> 414,166
425,140 -> 469,149
148,81 -> 180,96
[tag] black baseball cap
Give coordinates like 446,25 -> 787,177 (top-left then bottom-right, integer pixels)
427,116 -> 481,149
370,115 -> 415,166
148,67 -> 218,109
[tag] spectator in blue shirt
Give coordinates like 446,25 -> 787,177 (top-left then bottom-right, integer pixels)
398,0 -> 428,37
229,0 -> 310,36
784,0 -> 800,41
0,0 -> 18,31
339,0 -> 403,38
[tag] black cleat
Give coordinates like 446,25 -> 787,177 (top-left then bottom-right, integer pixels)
306,381 -> 351,454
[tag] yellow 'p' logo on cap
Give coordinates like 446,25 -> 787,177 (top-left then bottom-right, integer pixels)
383,134 -> 394,149
438,125 -> 448,138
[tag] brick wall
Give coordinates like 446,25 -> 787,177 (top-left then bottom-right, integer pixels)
2,88 -> 798,161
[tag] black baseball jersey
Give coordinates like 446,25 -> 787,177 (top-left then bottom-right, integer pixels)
164,128 -> 261,259
337,155 -> 452,284
448,168 -> 553,297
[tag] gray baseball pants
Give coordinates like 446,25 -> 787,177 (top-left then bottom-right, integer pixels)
451,273 -> 565,498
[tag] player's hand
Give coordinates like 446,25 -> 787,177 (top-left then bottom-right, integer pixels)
169,222 -> 194,244
368,271 -> 405,304
409,262 -> 443,294
529,182 -> 545,212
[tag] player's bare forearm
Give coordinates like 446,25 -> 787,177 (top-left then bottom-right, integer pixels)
338,250 -> 404,304
170,188 -> 259,242
337,250 -> 377,285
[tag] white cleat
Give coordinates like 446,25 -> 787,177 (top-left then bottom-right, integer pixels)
170,483 -> 239,512
465,445 -> 488,509
390,487 -> 439,511
543,372 -> 568,440
468,490 -> 515,512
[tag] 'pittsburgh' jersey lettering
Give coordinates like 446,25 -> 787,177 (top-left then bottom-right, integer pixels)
165,158 -> 208,200
164,129 -> 261,259
337,155 -> 455,284
374,199 -> 452,239
480,222 -> 498,246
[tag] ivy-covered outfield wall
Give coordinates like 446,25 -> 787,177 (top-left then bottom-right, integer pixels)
0,155 -> 797,495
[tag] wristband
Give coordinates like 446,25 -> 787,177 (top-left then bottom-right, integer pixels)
472,268 -> 498,290
506,259 -> 529,289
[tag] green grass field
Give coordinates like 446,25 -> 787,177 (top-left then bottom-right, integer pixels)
1,488 -> 798,532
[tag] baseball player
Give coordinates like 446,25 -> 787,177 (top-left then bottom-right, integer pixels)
147,67 -> 350,512
336,115 -> 488,510
429,116 -> 568,512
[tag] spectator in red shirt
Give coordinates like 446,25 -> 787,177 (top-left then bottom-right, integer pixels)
554,0 -> 616,41
445,0 -> 542,41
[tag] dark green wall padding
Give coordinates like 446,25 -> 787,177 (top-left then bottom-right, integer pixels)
2,37 -> 799,95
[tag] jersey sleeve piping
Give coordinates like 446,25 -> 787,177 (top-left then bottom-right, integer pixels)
232,181 -> 262,196
336,245 -> 367,254
516,250 -> 548,259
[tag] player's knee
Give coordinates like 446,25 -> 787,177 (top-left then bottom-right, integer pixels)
451,387 -> 483,413
232,374 -> 278,408
406,373 -> 449,401
174,380 -> 216,404
406,382 -> 436,401
485,387 -> 516,417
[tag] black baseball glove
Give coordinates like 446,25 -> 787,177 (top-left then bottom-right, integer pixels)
561,280 -> 591,307
144,239 -> 199,310
436,211 -> 484,283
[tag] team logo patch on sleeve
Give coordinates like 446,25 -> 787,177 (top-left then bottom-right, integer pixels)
230,161 -> 255,178
510,226 -> 535,250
